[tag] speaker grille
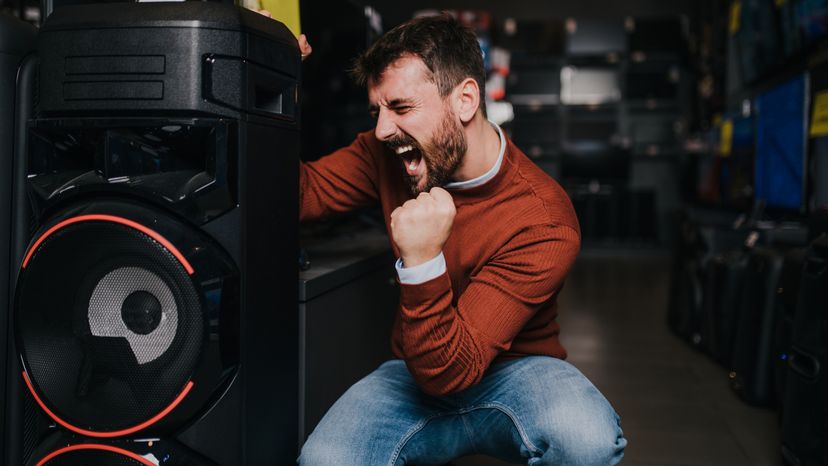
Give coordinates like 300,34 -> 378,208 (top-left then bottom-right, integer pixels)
17,217 -> 204,434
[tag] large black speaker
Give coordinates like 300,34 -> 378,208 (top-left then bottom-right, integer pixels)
729,247 -> 784,406
782,234 -> 828,465
5,3 -> 300,465
0,12 -> 37,464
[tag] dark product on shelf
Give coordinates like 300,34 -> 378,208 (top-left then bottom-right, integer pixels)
782,234 -> 828,466
771,247 -> 807,409
564,105 -> 618,144
560,142 -> 629,186
700,249 -> 750,365
755,74 -> 808,214
627,17 -> 686,57
561,66 -> 621,105
628,115 -> 679,154
735,0 -> 783,83
565,18 -> 626,56
730,247 -> 785,406
299,0 -> 379,161
799,0 -> 828,45
496,18 -> 565,56
626,62 -> 681,102
506,55 -> 561,106
509,107 -> 561,158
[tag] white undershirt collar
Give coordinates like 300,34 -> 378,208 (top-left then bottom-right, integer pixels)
444,122 -> 505,190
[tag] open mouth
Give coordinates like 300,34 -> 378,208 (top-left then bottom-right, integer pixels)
395,144 -> 424,177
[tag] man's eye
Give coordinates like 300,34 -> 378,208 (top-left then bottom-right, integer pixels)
392,106 -> 411,114
369,110 -> 379,119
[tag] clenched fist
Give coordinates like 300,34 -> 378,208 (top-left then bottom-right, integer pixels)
390,187 -> 456,268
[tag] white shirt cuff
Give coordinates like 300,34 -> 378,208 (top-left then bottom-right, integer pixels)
395,252 -> 446,285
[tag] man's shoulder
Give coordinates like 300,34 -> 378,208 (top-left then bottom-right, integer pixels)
505,141 -> 579,231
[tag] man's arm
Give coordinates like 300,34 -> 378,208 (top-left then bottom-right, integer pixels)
300,132 -> 382,221
392,197 -> 580,396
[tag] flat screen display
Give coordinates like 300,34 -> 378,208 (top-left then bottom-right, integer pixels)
506,66 -> 561,105
560,67 -> 620,105
754,74 -> 808,212
626,64 -> 680,101
565,18 -> 626,56
560,142 -> 629,184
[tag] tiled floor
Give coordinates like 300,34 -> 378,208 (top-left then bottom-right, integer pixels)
454,251 -> 783,465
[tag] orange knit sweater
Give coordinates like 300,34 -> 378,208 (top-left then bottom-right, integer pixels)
300,130 -> 581,396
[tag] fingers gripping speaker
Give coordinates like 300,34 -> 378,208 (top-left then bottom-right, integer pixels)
15,202 -> 238,439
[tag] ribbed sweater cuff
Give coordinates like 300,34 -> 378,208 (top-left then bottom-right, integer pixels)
399,271 -> 452,314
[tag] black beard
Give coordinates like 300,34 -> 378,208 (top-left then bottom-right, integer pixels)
405,111 -> 467,195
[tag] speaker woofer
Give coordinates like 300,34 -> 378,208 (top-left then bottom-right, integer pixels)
16,213 -> 205,436
36,444 -> 155,466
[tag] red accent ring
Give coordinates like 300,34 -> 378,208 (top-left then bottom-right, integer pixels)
36,443 -> 156,466
22,371 -> 194,438
21,214 -> 194,275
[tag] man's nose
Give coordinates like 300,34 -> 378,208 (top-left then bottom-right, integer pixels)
374,108 -> 397,141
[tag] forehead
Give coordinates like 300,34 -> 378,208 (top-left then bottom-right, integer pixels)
367,56 -> 437,103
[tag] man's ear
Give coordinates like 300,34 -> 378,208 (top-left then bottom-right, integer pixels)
453,78 -> 480,124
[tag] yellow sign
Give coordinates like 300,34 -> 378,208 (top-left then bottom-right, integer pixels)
730,1 -> 741,36
720,119 -> 734,157
810,90 -> 828,137
260,0 -> 301,37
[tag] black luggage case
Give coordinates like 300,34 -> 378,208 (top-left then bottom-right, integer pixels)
700,249 -> 750,365
771,247 -> 807,410
729,247 -> 785,406
782,234 -> 828,466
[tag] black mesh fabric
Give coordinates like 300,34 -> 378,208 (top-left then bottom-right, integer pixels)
17,220 -> 204,433
43,449 -> 148,465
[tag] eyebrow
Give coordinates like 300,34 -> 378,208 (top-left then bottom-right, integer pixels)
368,97 -> 416,113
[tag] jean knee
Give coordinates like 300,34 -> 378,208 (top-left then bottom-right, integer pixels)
538,408 -> 626,466
298,434 -> 333,466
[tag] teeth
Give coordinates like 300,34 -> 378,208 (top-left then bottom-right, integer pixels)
396,145 -> 413,155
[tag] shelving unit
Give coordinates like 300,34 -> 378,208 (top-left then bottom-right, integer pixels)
499,16 -> 691,247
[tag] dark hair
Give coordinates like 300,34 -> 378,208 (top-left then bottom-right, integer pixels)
352,14 -> 487,117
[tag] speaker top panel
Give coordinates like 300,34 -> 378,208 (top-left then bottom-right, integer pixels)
41,1 -> 294,47
36,2 -> 301,120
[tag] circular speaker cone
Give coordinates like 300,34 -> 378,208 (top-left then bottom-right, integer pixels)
121,290 -> 163,336
16,214 -> 204,435
89,267 -> 178,364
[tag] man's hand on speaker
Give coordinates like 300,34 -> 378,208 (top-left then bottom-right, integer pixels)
390,188 -> 456,269
256,9 -> 312,61
297,33 -> 312,60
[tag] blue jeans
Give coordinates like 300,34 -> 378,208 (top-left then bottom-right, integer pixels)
299,356 -> 626,465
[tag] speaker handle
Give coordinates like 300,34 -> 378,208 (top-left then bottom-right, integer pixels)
11,56 -> 35,275
6,52 -> 37,466
788,346 -> 821,380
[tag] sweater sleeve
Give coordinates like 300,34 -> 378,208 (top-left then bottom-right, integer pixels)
396,223 -> 580,396
300,132 -> 382,221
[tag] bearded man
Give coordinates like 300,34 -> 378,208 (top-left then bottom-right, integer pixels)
297,14 -> 626,466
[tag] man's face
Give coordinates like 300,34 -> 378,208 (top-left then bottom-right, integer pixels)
368,56 -> 468,195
